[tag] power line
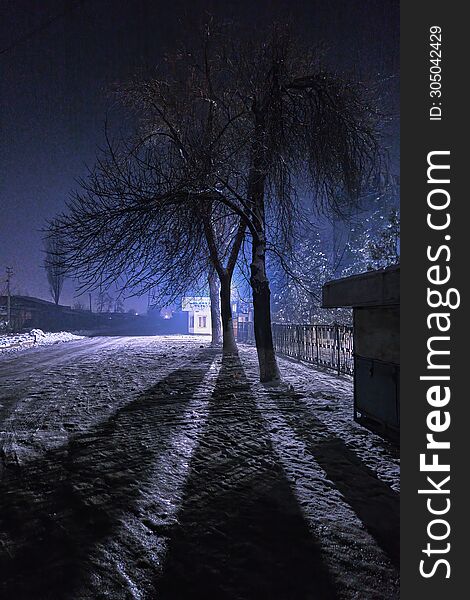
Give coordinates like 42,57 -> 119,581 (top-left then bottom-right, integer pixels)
0,0 -> 87,57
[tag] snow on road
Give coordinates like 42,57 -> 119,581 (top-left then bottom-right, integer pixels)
0,335 -> 399,599
246,352 -> 399,598
0,336 -> 209,464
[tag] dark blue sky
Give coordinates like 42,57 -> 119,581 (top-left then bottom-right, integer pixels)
0,0 -> 399,311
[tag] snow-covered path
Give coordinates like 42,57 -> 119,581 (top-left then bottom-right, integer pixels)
0,336 -> 399,599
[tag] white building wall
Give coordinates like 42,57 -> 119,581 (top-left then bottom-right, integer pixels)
183,297 -> 212,335
187,308 -> 212,335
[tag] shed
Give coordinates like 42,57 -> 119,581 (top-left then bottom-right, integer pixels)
322,265 -> 400,437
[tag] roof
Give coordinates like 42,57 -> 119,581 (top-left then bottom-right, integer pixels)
322,265 -> 400,308
0,295 -> 71,310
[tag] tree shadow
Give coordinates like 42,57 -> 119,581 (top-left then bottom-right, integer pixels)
0,349 -> 216,599
268,389 -> 400,568
155,354 -> 339,600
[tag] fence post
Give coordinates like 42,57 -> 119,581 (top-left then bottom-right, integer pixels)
315,325 -> 319,365
336,326 -> 341,375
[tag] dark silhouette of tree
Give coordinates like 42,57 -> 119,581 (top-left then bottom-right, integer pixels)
72,301 -> 86,311
44,235 -> 66,306
207,24 -> 382,380
51,28 -> 246,354
96,290 -> 113,313
50,22 -> 383,381
114,296 -> 125,313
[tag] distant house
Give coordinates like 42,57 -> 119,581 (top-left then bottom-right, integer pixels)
181,296 -> 253,337
0,295 -> 141,334
0,295 -> 94,332
182,297 -> 212,335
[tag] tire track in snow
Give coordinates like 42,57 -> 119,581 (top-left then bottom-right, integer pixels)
0,337 -> 119,378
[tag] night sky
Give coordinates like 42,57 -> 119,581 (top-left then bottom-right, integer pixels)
0,0 -> 399,311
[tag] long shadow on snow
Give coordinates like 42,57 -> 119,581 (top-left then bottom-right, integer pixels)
0,349 -> 216,599
268,389 -> 400,569
155,354 -> 339,600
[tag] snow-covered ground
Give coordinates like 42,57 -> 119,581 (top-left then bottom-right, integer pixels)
0,328 -> 83,353
0,336 -> 399,599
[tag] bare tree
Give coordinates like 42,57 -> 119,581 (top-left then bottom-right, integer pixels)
44,234 -> 66,305
96,290 -> 114,313
114,296 -> 125,313
118,33 -> 248,354
50,23 -> 383,382
205,25 -> 382,380
72,300 -> 86,311
51,29 -> 247,354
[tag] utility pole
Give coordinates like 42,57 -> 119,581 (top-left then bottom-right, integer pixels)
6,267 -> 13,331
89,292 -> 92,312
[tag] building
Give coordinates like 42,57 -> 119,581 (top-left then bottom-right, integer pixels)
0,295 -> 142,334
181,296 -> 254,337
182,297 -> 212,335
322,265 -> 400,438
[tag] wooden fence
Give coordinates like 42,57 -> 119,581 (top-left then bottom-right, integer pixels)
236,321 -> 354,376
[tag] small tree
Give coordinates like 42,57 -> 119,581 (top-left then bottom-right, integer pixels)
114,296 -> 125,313
44,234 -> 66,305
96,291 -> 114,313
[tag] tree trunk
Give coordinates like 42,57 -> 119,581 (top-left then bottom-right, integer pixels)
250,235 -> 281,383
219,271 -> 238,354
208,269 -> 222,346
247,116 -> 281,383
